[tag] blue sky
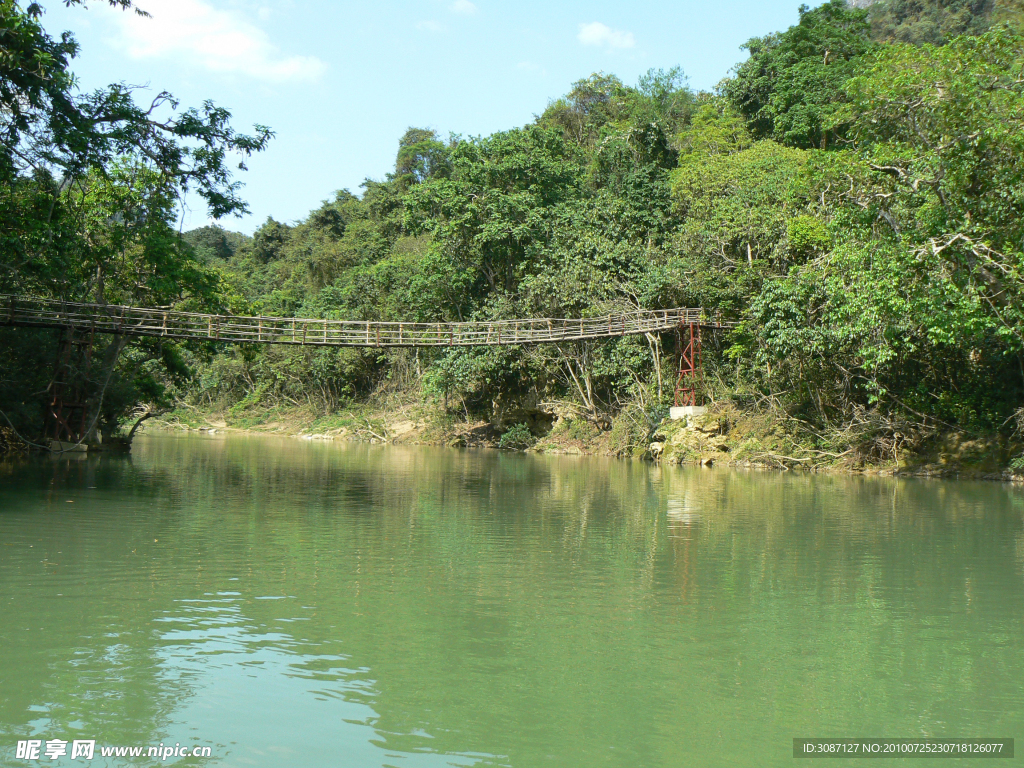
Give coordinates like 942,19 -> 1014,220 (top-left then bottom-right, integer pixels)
46,0 -> 806,233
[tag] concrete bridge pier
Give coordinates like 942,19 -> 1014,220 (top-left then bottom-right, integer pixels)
669,405 -> 707,421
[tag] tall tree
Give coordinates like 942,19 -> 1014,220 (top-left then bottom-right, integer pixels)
0,0 -> 272,445
724,0 -> 874,149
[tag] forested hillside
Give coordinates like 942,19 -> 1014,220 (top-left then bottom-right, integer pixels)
861,0 -> 1024,43
3,0 -> 1024,473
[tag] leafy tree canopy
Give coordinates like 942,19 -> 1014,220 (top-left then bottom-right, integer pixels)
725,0 -> 874,148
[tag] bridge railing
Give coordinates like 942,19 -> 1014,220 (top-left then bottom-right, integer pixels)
1,295 -> 726,347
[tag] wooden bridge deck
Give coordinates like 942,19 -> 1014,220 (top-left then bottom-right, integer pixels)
1,295 -> 726,348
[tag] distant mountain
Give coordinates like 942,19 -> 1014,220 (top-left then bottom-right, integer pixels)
864,0 -> 995,44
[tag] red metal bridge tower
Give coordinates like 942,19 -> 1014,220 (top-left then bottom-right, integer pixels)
674,321 -> 703,407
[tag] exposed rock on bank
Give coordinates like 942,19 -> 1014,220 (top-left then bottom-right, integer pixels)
648,403 -> 1024,481
0,426 -> 28,458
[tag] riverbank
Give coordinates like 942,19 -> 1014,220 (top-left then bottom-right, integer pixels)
147,397 -> 1024,483
0,427 -> 28,459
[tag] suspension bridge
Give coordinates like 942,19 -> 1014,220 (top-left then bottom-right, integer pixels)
1,294 -> 727,347
1,294 -> 728,449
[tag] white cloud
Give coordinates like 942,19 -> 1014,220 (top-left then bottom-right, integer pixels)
107,0 -> 326,82
450,0 -> 477,14
416,19 -> 444,32
577,21 -> 635,49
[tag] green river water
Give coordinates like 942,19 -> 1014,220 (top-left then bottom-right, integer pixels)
1,433 -> 1023,767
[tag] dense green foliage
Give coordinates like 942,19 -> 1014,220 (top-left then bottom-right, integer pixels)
3,0 -> 1023,463
725,0 -> 874,148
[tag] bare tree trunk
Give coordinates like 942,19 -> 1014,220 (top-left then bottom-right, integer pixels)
126,409 -> 154,443
645,332 -> 663,400
557,342 -> 597,415
82,333 -> 126,445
